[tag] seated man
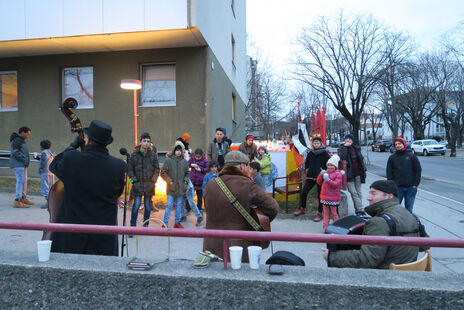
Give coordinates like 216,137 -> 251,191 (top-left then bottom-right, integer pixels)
322,180 -> 420,269
203,151 -> 279,262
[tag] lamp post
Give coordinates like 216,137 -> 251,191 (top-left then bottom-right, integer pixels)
120,79 -> 142,146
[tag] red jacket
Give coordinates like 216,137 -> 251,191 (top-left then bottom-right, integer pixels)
317,170 -> 343,202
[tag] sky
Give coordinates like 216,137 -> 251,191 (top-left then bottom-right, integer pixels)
247,0 -> 464,77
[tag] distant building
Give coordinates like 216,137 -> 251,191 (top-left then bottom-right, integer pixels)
0,0 -> 247,158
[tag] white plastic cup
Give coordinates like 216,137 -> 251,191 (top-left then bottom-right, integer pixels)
37,240 -> 52,262
229,246 -> 243,270
247,246 -> 262,269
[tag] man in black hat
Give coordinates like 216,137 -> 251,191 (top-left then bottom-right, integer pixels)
50,120 -> 126,256
322,180 -> 420,269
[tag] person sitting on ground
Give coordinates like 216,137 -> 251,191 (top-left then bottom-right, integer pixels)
202,160 -> 219,193
316,155 -> 343,231
38,139 -> 55,209
203,151 -> 279,262
249,161 -> 265,190
254,146 -> 271,188
238,134 -> 258,162
294,136 -> 330,219
322,180 -> 420,269
161,141 -> 190,228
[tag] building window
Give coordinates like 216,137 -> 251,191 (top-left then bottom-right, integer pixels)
141,63 -> 176,107
0,71 -> 18,111
62,67 -> 94,109
232,93 -> 236,121
231,34 -> 236,69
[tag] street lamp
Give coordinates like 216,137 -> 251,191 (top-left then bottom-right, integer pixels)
120,79 -> 142,146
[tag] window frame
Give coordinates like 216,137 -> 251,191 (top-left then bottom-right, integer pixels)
0,70 -> 18,112
231,34 -> 236,70
140,62 -> 177,108
61,66 -> 94,110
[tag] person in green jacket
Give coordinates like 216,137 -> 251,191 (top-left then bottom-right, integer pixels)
255,146 -> 271,188
161,141 -> 190,228
322,180 -> 420,269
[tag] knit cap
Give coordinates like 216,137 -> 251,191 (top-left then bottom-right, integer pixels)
345,134 -> 354,141
182,133 -> 191,142
393,136 -> 407,150
370,180 -> 398,197
327,154 -> 340,168
312,136 -> 322,142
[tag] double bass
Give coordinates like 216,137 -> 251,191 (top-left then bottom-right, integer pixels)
42,97 -> 84,240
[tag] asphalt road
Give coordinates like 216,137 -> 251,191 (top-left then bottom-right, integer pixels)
363,148 -> 464,204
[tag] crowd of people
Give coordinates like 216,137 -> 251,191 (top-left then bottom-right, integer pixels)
7,122 -> 424,269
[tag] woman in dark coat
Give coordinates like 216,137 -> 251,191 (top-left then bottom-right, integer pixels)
50,120 -> 126,256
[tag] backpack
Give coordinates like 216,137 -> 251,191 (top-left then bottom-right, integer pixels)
267,162 -> 279,187
380,213 -> 430,251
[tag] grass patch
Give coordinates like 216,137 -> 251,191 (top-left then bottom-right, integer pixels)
0,176 -> 41,192
277,185 -> 319,214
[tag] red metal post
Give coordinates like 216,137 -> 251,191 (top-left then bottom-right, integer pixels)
223,239 -> 228,270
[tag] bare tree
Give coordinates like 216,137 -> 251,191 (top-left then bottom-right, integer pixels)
293,11 -> 389,143
362,104 -> 384,143
376,31 -> 415,138
395,53 -> 445,140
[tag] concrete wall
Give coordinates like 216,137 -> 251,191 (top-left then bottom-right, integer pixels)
1,251 -> 463,309
0,47 -> 208,157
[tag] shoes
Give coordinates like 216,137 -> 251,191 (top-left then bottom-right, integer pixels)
174,222 -> 184,229
293,207 -> 306,216
180,216 -> 187,222
20,197 -> 35,205
313,213 -> 322,222
40,204 -> 48,209
13,200 -> 29,208
196,216 -> 203,227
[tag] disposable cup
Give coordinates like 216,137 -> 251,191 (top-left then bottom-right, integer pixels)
247,246 -> 262,269
229,246 -> 243,270
37,240 -> 52,262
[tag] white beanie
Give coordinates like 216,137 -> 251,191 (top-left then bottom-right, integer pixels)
327,154 -> 340,168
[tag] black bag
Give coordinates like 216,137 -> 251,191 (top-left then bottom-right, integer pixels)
265,251 -> 305,266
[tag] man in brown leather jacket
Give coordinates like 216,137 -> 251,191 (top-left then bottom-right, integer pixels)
203,151 -> 279,262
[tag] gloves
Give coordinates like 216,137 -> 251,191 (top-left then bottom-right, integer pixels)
323,173 -> 330,182
70,136 -> 85,149
320,169 -> 327,175
340,170 -> 345,176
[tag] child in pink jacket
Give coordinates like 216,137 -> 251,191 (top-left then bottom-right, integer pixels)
317,154 -> 343,231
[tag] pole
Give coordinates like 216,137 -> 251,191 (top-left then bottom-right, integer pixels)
133,89 -> 138,147
120,156 -> 130,257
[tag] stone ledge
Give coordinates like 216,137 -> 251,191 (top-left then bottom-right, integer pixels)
1,250 -> 463,309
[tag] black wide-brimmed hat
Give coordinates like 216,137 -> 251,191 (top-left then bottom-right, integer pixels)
83,120 -> 114,145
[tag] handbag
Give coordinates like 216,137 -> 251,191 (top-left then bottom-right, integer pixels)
215,177 -> 270,249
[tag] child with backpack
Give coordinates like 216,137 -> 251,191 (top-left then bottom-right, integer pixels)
38,139 -> 54,209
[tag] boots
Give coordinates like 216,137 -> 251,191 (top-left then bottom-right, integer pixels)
13,199 -> 29,208
293,207 -> 306,216
174,222 -> 184,229
313,213 -> 322,222
20,197 -> 35,205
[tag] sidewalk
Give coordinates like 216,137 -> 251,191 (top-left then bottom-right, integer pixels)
1,172 -> 463,273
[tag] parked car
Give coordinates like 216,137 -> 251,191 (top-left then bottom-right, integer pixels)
410,139 -> 446,156
438,140 -> 449,148
371,140 -> 392,152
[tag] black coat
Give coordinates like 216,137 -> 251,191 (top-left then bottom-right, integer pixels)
50,145 -> 126,256
128,146 -> 159,196
305,148 -> 330,178
386,150 -> 422,187
338,144 -> 366,183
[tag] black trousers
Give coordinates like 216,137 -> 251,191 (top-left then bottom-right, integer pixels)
301,178 -> 323,213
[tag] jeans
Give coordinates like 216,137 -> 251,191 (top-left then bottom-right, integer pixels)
397,187 -> 417,213
130,195 -> 152,227
164,195 -> 185,226
182,181 -> 202,218
195,189 -> 203,210
14,167 -> 27,199
347,176 -> 363,212
40,173 -> 54,200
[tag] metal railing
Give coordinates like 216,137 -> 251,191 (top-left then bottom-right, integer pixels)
1,221 -> 463,270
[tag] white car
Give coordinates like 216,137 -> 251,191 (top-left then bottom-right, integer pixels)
410,139 -> 446,156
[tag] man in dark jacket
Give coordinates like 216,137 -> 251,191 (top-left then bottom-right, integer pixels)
338,134 -> 366,213
387,136 -> 422,212
294,136 -> 330,219
207,128 -> 230,171
9,126 -> 33,208
203,151 -> 279,262
322,180 -> 420,269
50,120 -> 126,256
128,132 -> 160,228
